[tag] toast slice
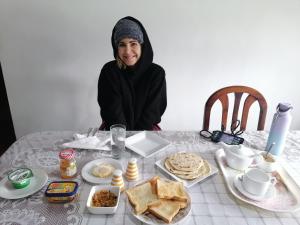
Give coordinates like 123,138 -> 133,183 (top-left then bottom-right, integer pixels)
156,179 -> 188,202
126,182 -> 160,215
148,199 -> 182,223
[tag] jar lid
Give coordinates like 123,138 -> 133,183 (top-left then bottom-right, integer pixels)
59,149 -> 75,160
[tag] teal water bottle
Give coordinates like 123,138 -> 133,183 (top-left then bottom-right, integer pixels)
265,103 -> 293,156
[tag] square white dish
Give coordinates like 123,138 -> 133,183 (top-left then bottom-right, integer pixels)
86,185 -> 120,214
125,131 -> 170,158
155,157 -> 218,188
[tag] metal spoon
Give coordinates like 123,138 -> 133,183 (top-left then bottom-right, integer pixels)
265,142 -> 275,159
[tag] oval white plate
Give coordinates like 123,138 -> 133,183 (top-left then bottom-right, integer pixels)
81,158 -> 123,184
0,168 -> 48,199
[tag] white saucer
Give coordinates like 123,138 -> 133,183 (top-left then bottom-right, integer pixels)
233,174 -> 276,201
0,168 -> 48,199
81,158 -> 123,184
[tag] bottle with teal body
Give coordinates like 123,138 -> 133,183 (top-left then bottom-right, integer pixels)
265,103 -> 292,156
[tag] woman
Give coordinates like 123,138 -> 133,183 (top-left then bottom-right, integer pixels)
98,16 -> 167,130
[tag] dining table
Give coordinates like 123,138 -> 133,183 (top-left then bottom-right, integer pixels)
1,130 -> 300,225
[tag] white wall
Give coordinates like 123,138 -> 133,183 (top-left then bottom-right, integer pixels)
1,0 -> 299,138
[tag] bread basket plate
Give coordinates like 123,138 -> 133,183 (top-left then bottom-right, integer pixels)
126,178 -> 191,225
81,158 -> 123,184
125,131 -> 170,158
155,155 -> 218,188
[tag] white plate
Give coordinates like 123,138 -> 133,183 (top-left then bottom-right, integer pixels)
127,178 -> 191,225
62,137 -> 111,151
0,168 -> 48,199
155,155 -> 218,188
233,174 -> 276,201
81,158 -> 123,184
125,131 -> 170,158
215,148 -> 300,212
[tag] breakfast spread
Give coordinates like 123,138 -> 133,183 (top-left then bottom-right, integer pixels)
164,152 -> 211,180
92,190 -> 118,207
59,149 -> 77,179
125,158 -> 139,181
45,181 -> 79,203
126,176 -> 189,223
8,168 -> 33,189
92,163 -> 115,178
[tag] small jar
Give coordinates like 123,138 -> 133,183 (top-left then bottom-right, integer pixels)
59,149 -> 77,179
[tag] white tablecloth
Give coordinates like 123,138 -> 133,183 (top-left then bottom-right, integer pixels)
1,130 -> 300,225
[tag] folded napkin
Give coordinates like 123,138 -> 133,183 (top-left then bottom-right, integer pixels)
62,133 -> 111,151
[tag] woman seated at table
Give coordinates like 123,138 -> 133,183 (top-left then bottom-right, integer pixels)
98,16 -> 167,130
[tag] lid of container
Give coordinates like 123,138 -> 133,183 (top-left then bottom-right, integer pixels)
277,103 -> 293,112
59,149 -> 75,160
8,168 -> 33,183
45,181 -> 78,197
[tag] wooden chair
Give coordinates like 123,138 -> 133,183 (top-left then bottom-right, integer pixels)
203,85 -> 267,131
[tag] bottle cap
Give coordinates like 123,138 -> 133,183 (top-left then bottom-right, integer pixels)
277,103 -> 293,112
129,158 -> 137,164
113,169 -> 123,177
59,149 -> 75,159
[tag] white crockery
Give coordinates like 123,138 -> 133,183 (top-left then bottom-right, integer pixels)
86,185 -> 120,214
222,143 -> 257,171
241,168 -> 276,196
234,174 -> 276,201
257,152 -> 277,173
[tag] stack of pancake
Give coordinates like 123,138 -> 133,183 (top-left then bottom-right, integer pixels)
164,152 -> 211,180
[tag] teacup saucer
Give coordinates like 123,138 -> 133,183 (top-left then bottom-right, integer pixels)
233,174 -> 276,201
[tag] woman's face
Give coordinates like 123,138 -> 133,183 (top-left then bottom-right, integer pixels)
117,38 -> 141,66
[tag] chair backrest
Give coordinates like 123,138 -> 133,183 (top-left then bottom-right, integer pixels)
203,85 -> 267,131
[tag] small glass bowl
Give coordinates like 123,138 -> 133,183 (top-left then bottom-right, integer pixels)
8,168 -> 33,189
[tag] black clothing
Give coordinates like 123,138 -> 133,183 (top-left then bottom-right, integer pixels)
97,17 -> 167,130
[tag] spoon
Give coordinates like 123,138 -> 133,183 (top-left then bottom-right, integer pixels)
265,142 -> 275,159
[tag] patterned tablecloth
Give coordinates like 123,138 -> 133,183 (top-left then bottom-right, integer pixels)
1,130 -> 300,225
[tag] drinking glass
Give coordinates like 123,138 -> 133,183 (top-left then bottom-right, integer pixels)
110,124 -> 126,159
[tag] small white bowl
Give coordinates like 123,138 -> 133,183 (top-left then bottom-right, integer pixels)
257,152 -> 277,173
86,185 -> 120,214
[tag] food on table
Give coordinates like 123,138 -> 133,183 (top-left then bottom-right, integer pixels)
8,168 -> 33,189
92,163 -> 115,178
126,176 -> 189,223
164,152 -> 211,180
156,179 -> 188,201
59,149 -> 77,179
125,158 -> 139,181
111,169 -> 125,192
148,199 -> 186,223
92,190 -> 118,207
45,181 -> 79,203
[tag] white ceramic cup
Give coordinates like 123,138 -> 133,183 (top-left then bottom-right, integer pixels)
257,152 -> 277,173
241,168 -> 276,196
110,124 -> 126,159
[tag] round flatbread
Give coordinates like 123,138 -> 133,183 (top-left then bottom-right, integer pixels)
167,152 -> 203,172
164,159 -> 199,175
92,163 -> 115,178
175,160 -> 211,180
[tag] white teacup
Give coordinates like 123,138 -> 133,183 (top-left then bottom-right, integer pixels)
241,168 -> 276,196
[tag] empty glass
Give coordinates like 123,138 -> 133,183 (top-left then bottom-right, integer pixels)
110,124 -> 126,159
